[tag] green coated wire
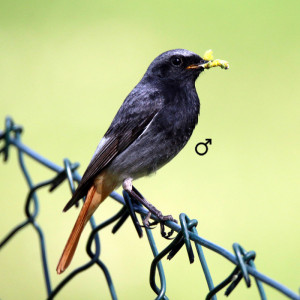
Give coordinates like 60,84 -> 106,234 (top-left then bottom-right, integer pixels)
0,117 -> 299,300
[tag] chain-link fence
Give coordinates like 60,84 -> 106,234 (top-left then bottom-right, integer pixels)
1,117 -> 299,300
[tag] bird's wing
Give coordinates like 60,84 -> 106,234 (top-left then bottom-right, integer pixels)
63,96 -> 161,212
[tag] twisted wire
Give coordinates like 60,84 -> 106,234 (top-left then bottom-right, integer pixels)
1,117 -> 299,300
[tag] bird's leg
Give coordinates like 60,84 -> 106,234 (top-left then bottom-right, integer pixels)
122,179 -> 156,230
122,178 -> 177,239
122,178 -> 143,237
131,186 -> 157,228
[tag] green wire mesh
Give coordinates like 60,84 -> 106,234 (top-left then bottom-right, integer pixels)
0,117 -> 299,300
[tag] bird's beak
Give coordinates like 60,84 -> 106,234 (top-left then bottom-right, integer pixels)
186,59 -> 209,70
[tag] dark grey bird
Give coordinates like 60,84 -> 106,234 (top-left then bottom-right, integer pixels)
57,49 -> 209,274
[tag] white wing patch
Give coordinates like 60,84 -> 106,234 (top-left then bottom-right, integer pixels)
91,136 -> 109,160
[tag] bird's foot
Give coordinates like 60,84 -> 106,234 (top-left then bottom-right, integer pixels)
122,182 -> 177,239
142,212 -> 177,239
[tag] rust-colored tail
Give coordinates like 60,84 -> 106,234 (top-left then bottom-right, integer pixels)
56,173 -> 116,274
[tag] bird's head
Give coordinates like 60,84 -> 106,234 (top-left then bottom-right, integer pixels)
146,49 -> 208,84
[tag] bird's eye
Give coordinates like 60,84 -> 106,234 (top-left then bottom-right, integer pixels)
171,56 -> 183,67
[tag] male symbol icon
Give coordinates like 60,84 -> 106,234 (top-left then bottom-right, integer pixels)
195,139 -> 212,156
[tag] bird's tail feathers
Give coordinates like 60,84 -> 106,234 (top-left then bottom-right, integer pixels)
56,174 -> 116,274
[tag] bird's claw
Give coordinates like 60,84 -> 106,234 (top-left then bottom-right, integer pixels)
160,223 -> 175,240
141,222 -> 157,229
142,212 -> 158,229
157,214 -> 177,240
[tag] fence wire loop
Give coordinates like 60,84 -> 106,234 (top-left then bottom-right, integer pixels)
179,213 -> 198,263
206,244 -> 259,299
111,206 -> 131,234
49,158 -> 79,193
1,116 -> 300,300
233,243 -> 255,287
226,247 -> 256,295
0,116 -> 22,161
63,158 -> 79,195
122,190 -> 144,237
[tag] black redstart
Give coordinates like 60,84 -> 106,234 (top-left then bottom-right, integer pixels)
57,49 -> 228,274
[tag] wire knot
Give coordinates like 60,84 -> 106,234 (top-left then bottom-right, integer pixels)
49,159 -> 79,193
166,213 -> 198,263
225,243 -> 256,296
232,243 -> 256,288
206,243 -> 259,299
0,117 -> 23,161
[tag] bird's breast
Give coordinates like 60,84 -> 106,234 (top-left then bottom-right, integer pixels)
107,85 -> 200,181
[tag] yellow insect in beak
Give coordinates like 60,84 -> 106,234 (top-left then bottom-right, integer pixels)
202,49 -> 229,70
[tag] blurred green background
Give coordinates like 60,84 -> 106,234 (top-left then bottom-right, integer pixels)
0,0 -> 299,299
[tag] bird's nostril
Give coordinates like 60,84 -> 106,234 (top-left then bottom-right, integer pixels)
200,59 -> 209,64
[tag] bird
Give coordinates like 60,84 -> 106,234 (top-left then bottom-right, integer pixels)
56,49 -> 212,274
